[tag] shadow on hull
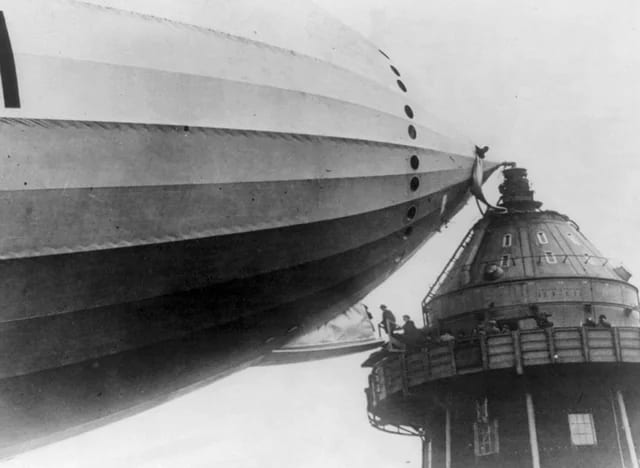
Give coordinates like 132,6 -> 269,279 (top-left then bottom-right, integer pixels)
0,234 -> 405,458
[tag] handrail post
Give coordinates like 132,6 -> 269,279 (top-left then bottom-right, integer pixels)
613,328 -> 622,362
368,375 -> 375,407
380,366 -> 387,401
400,352 -> 409,397
513,331 -> 524,375
422,347 -> 432,380
449,341 -> 457,375
580,327 -> 590,362
479,336 -> 488,370
546,328 -> 556,362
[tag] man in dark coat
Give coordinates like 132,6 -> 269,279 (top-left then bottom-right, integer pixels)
380,304 -> 397,335
401,315 -> 422,347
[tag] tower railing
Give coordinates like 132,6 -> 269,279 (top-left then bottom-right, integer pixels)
423,254 -> 624,306
366,326 -> 640,409
421,226 -> 477,308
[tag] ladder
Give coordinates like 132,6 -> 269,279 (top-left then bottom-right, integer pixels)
422,225 -> 477,307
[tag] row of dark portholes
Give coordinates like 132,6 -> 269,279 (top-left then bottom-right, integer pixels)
379,49 -> 416,140
379,49 -> 420,240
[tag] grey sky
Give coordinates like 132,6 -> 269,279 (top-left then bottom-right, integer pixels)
7,1 -> 640,466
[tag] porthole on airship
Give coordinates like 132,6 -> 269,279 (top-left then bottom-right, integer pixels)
410,155 -> 419,170
410,177 -> 420,191
404,105 -> 414,119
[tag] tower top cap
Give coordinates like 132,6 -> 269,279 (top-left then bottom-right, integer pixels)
498,167 -> 543,211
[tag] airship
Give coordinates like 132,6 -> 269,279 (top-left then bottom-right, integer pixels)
0,0 -> 498,454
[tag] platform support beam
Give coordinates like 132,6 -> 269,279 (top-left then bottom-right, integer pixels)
445,406 -> 451,468
618,390 -> 639,468
526,393 -> 541,468
422,437 -> 432,468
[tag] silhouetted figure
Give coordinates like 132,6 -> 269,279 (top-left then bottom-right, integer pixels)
500,324 -> 511,334
583,316 -> 596,328
380,305 -> 397,335
597,314 -> 612,328
532,306 -> 554,329
486,320 -> 500,335
536,316 -> 554,329
400,315 -> 422,348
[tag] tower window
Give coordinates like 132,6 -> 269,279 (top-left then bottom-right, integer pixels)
545,252 -> 557,264
474,398 -> 499,456
568,413 -> 597,446
500,255 -> 511,268
536,231 -> 548,244
502,234 -> 512,248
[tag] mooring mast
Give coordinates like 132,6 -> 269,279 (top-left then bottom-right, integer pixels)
363,167 -> 640,468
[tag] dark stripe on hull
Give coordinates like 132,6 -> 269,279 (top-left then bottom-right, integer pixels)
0,207 -> 438,455
1,183 -> 467,323
0,180 -> 471,379
0,182 -> 471,455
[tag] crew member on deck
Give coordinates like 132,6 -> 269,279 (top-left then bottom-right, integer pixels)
401,315 -> 421,346
598,314 -> 612,328
380,305 -> 397,335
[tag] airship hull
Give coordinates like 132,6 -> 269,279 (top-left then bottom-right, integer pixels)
0,0 -> 497,449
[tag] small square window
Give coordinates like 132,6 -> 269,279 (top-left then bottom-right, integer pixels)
545,252 -> 557,264
536,232 -> 549,244
568,413 -> 597,446
500,255 -> 511,268
502,234 -> 512,248
474,420 -> 500,456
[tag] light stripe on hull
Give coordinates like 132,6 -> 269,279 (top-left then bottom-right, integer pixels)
2,1 -> 468,153
0,118 -> 471,189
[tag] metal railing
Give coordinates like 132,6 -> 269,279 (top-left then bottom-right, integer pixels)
367,326 -> 640,408
422,254 -> 616,308
422,226 -> 477,305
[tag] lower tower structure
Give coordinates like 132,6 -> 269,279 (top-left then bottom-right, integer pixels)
363,167 -> 640,468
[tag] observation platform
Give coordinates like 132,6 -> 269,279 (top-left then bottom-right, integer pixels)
366,326 -> 640,414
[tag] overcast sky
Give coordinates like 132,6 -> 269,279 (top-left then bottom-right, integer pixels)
7,1 -> 640,467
